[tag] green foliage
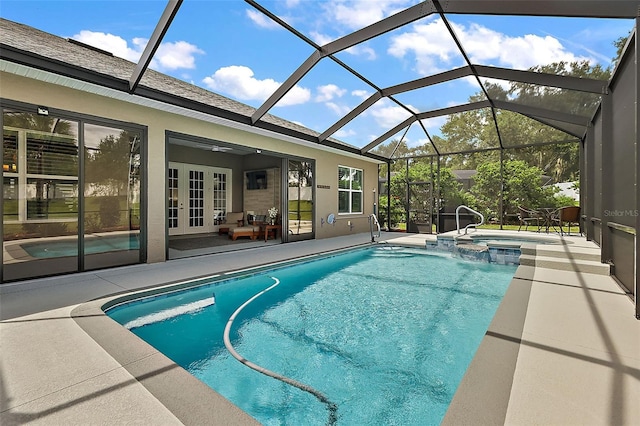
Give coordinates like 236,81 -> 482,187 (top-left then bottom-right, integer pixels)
3,112 -> 73,134
553,194 -> 578,208
613,33 -> 630,64
21,222 -> 70,238
375,58 -> 614,226
85,130 -> 139,196
84,213 -> 102,234
98,198 -> 122,228
438,167 -> 472,210
377,194 -> 405,228
376,60 -> 608,183
471,160 -> 556,220
288,200 -> 312,220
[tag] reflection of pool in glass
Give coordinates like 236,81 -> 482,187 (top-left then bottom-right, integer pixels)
108,247 -> 516,425
22,234 -> 139,258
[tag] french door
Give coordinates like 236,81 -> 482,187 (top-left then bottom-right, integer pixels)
168,162 -> 231,236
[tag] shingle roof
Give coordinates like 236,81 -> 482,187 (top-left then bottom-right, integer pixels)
0,18 -> 355,151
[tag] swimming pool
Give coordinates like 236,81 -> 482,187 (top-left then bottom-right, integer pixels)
107,246 -> 516,425
21,233 -> 139,258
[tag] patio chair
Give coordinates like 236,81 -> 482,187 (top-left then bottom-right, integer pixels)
551,206 -> 581,236
218,212 -> 244,234
517,206 -> 541,232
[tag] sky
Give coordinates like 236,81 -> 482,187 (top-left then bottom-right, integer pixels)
0,0 -> 634,150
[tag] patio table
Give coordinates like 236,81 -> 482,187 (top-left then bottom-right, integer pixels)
538,207 -> 558,233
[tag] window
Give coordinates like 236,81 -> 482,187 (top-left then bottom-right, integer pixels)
338,166 -> 362,214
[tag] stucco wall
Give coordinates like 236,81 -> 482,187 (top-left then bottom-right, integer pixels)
1,71 -> 381,263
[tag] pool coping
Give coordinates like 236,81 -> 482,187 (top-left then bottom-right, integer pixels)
441,269 -> 534,425
71,298 -> 260,426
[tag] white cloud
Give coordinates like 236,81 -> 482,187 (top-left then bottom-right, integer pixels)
368,100 -> 413,128
315,84 -> 351,116
325,102 -> 351,116
388,18 -> 592,75
246,9 -> 281,29
71,30 -> 203,71
73,30 -> 141,62
459,23 -> 588,69
345,44 -> 377,60
316,84 -> 346,102
326,0 -> 414,30
202,65 -> 310,106
351,89 -> 371,99
311,31 -> 335,45
420,116 -> 447,132
387,19 -> 459,74
154,41 -> 204,70
335,128 -> 357,138
409,137 -> 431,148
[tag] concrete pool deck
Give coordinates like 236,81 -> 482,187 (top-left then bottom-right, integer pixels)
1,231 -> 638,424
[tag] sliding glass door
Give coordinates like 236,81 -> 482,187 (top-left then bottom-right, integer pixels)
286,159 -> 314,241
2,107 -> 143,282
83,123 -> 141,271
2,111 -> 79,280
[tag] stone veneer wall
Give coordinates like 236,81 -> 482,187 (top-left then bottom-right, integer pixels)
243,167 -> 281,218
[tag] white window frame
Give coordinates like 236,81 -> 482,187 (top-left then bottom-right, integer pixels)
338,165 -> 363,214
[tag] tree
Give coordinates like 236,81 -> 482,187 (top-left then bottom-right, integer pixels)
471,160 -> 555,220
85,130 -> 139,196
613,32 -> 630,65
84,130 -> 140,229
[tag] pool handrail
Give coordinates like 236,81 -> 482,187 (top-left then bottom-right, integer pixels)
456,205 -> 484,235
369,213 -> 381,242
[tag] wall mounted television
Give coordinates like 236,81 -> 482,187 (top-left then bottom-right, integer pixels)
246,170 -> 267,190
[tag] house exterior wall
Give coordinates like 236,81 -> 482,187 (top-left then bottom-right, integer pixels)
1,71 -> 379,266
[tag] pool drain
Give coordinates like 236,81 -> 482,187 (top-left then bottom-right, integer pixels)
223,276 -> 338,425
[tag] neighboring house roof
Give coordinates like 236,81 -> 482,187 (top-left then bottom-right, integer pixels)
548,181 -> 580,201
0,18 -> 373,159
452,170 -> 477,180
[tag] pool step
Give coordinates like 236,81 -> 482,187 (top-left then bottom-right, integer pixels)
519,241 -> 609,275
520,244 -> 602,263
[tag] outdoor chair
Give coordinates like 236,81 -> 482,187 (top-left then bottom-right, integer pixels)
218,212 -> 244,234
517,206 -> 541,232
552,206 -> 581,236
229,212 -> 267,240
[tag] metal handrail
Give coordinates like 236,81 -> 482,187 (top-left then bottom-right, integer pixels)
369,213 -> 381,242
456,205 -> 484,235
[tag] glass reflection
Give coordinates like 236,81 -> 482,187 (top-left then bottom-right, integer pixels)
288,160 -> 313,238
3,111 -> 79,281
83,123 -> 140,270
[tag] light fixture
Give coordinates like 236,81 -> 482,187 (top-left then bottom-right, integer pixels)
37,106 -> 49,116
256,149 -> 262,154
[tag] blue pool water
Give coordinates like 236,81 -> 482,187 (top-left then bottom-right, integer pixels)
108,247 -> 516,425
22,234 -> 139,258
